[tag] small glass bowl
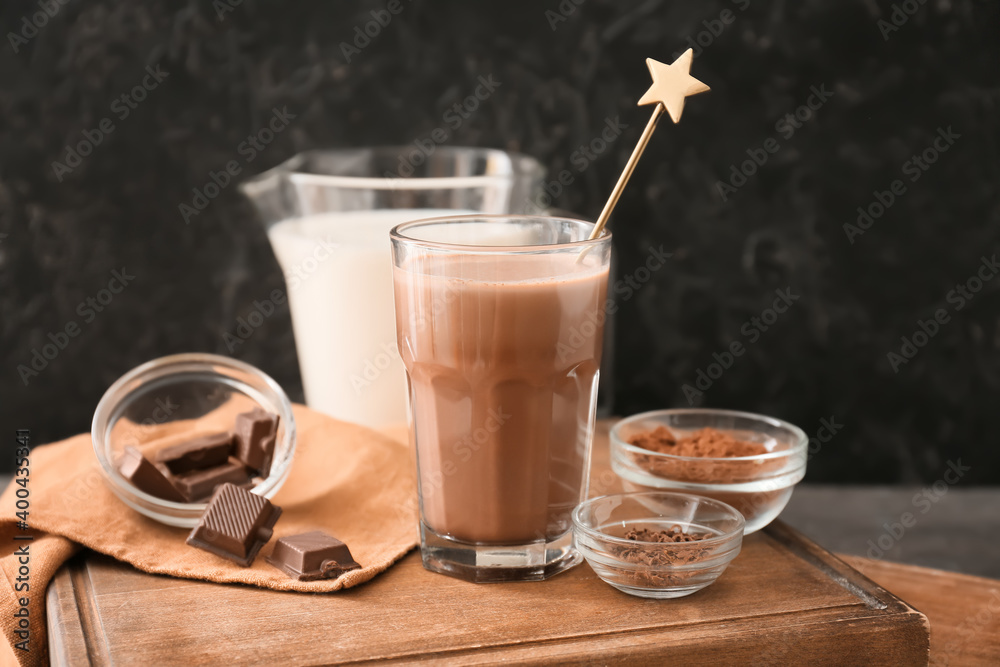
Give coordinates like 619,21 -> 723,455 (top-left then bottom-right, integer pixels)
572,491 -> 744,599
92,353 -> 296,527
610,409 -> 808,534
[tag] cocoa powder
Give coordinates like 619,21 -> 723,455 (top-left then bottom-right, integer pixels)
628,426 -> 768,458
626,426 -> 779,484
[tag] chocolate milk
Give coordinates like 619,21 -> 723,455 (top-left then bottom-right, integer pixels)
395,253 -> 609,545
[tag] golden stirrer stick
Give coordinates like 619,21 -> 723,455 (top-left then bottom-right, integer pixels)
587,48 -> 710,241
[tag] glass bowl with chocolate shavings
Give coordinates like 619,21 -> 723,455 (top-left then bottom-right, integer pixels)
610,409 -> 808,534
572,491 -> 745,599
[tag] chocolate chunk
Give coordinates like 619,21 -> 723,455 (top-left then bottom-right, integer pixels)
155,432 -> 233,474
233,408 -> 279,475
117,446 -> 186,503
266,531 -> 362,581
172,458 -> 252,502
186,483 -> 281,566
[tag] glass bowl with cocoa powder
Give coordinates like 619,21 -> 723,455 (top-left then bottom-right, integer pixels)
572,491 -> 744,599
610,409 -> 808,534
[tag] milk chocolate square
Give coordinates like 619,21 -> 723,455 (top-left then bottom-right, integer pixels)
172,458 -> 252,502
155,431 -> 233,475
266,531 -> 362,581
186,483 -> 281,566
233,408 -> 279,475
118,446 -> 186,503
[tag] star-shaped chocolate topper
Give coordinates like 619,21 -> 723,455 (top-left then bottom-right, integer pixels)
586,48 -> 710,242
637,49 -> 711,123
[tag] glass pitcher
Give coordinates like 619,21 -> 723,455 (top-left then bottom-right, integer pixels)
240,147 -> 545,429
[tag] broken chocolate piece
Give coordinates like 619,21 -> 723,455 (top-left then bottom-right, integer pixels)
266,531 -> 362,581
155,432 -> 233,474
233,408 -> 279,474
118,446 -> 186,503
172,458 -> 252,502
186,483 -> 281,566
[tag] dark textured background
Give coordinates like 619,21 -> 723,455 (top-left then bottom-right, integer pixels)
1,0 -> 998,482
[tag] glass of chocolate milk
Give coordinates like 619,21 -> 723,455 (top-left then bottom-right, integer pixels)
391,215 -> 611,582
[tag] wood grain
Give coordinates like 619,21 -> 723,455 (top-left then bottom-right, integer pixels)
44,421 -> 939,665
44,560 -> 112,667
841,556 -> 1000,667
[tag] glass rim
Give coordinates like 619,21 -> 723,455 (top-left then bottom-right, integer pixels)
571,491 -> 746,549
389,214 -> 612,253
248,146 -> 545,191
610,408 -> 809,463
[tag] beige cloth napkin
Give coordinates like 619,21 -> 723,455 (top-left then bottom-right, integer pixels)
0,404 -> 418,666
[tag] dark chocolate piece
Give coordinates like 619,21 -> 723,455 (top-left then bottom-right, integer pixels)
118,446 -> 187,503
233,408 -> 279,474
266,531 -> 362,581
172,458 -> 252,502
186,483 -> 281,566
155,431 -> 233,474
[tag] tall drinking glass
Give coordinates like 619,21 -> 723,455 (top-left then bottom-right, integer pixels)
391,215 -> 612,582
240,148 -> 544,429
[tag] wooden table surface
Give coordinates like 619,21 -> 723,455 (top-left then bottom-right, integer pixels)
837,556 -> 1000,666
39,421 -> 1000,664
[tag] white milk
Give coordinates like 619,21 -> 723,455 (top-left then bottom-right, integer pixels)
268,209 -> 469,428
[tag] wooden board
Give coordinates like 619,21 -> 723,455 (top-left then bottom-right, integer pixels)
839,556 -> 1000,667
45,422 -> 931,665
